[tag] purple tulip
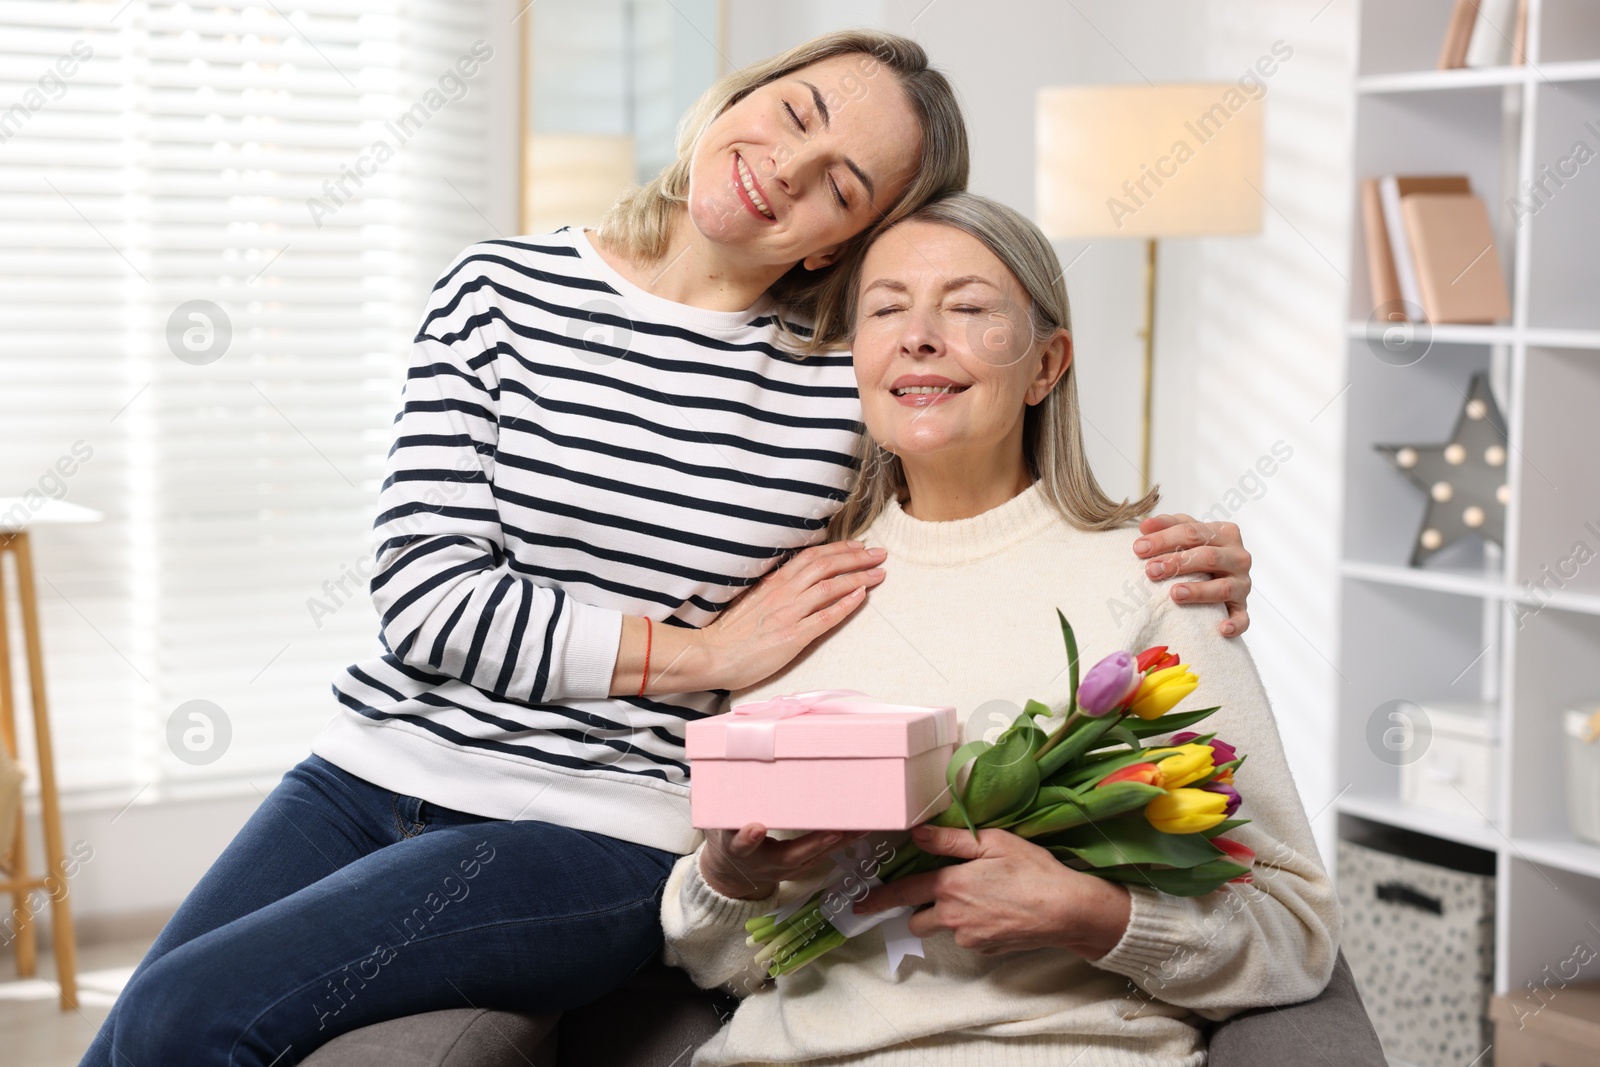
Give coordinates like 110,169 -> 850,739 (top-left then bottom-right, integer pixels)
1202,780 -> 1242,817
1078,651 -> 1137,717
1171,731 -> 1237,766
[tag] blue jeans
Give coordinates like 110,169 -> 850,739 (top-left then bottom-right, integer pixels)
78,754 -> 677,1067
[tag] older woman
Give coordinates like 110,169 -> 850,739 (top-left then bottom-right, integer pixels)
661,193 -> 1339,1067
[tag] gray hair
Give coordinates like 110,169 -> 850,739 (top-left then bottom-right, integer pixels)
826,192 -> 1160,540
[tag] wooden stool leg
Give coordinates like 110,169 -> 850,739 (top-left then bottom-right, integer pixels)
0,538 -> 40,983
11,532 -> 78,1011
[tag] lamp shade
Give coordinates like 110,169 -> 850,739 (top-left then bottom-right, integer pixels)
1036,84 -> 1264,240
523,133 -> 637,234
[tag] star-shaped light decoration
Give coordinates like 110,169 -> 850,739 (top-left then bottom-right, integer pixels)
1375,372 -> 1510,567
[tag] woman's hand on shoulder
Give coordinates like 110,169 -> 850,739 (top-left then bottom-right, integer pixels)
1133,514 -> 1252,637
699,824 -> 867,902
852,825 -> 1131,960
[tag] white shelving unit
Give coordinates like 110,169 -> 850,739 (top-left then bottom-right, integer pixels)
1339,0 -> 1600,1010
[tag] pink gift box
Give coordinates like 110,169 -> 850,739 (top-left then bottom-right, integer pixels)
686,689 -> 958,831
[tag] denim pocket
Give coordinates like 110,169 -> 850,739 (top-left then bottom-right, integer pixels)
391,793 -> 426,838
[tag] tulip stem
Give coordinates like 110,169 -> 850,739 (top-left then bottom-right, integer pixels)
878,841 -> 929,881
752,915 -> 819,966
769,918 -> 834,973
772,926 -> 848,976
1032,710 -> 1083,762
1034,711 -> 1128,779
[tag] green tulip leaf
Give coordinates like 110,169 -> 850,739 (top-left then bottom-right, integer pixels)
1033,785 -> 1087,808
1079,780 -> 1167,816
1203,818 -> 1251,837
1047,814 -> 1226,869
1010,801 -> 1090,837
1094,857 -> 1254,895
1091,858 -> 1251,896
1003,705 -> 1048,738
1011,781 -> 1164,839
931,802 -> 975,833
993,784 -> 1085,827
1120,706 -> 1222,738
1045,846 -> 1097,871
933,740 -> 993,832
1035,712 -> 1121,779
1105,723 -> 1142,748
961,725 -> 1044,826
1057,609 -> 1081,716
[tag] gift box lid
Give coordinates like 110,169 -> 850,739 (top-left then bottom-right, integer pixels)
686,690 -> 958,761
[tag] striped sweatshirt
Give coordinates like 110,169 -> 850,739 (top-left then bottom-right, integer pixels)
311,227 -> 863,854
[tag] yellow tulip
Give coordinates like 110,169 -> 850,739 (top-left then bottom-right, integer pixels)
1127,664 -> 1200,720
1146,787 -> 1229,834
1142,743 -> 1215,788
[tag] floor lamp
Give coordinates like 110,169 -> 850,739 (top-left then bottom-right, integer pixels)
522,133 -> 637,235
1036,84 -> 1264,493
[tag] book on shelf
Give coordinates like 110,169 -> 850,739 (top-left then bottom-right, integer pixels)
1360,179 -> 1401,310
1361,174 -> 1509,324
1438,0 -> 1529,69
1464,0 -> 1517,67
1438,0 -> 1480,69
1401,193 -> 1512,324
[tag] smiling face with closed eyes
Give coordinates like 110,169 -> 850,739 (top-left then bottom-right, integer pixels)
684,54 -> 923,274
851,220 -> 1071,477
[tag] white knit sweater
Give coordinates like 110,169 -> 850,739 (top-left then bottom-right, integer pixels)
661,482 -> 1340,1067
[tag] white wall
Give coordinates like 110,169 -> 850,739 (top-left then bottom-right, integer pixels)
8,794 -> 258,945
6,0 -> 526,941
1169,1 -> 1358,867
727,0 -> 1359,862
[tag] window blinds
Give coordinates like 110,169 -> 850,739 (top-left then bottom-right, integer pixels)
0,0 -> 499,802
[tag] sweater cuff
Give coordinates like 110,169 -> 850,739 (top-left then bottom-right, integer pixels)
680,851 -> 785,928
558,599 -> 624,700
1089,884 -> 1195,988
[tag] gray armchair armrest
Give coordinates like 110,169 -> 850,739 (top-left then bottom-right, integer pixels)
300,955 -> 724,1067
309,948 -> 1383,1067
554,953 -> 735,1067
1205,950 -> 1386,1067
303,1008 -> 559,1067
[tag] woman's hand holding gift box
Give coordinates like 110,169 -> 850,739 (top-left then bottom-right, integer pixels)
700,825 -> 870,902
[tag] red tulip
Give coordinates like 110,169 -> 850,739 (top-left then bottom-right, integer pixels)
1097,762 -> 1163,788
1213,836 -> 1255,883
1136,645 -> 1180,673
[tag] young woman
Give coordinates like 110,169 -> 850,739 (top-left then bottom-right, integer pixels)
664,193 -> 1336,1067
81,31 -> 1254,1067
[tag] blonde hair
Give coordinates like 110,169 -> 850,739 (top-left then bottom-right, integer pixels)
596,30 -> 968,355
826,193 -> 1161,541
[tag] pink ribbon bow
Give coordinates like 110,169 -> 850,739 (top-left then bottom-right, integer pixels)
724,689 -> 946,761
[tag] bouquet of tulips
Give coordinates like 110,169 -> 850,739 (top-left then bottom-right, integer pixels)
744,610 -> 1256,978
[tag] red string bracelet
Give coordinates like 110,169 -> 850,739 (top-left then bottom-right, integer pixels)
638,616 -> 653,698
